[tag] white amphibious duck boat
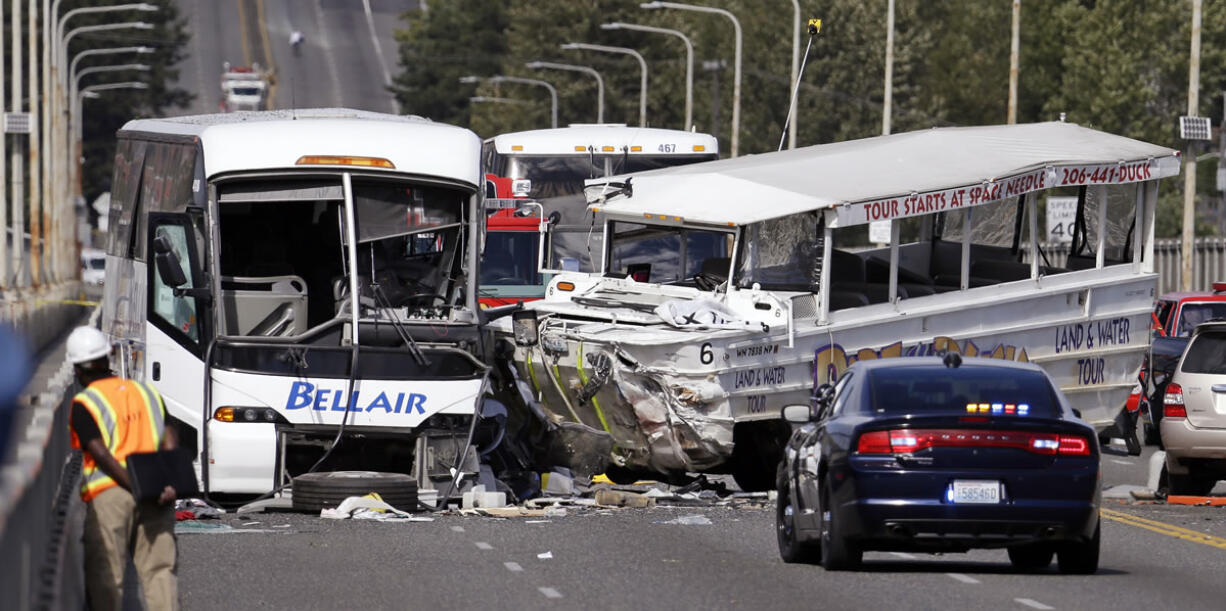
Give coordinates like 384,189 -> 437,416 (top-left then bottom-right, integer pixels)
499,122 -> 1181,490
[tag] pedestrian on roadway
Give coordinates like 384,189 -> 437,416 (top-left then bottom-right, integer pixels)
67,326 -> 180,611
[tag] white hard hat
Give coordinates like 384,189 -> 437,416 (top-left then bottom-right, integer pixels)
66,326 -> 111,365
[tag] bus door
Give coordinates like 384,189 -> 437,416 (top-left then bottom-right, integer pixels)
145,211 -> 212,440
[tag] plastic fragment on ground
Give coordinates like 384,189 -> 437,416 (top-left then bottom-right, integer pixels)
654,514 -> 712,525
542,469 -> 575,496
543,506 -> 568,518
537,551 -> 553,559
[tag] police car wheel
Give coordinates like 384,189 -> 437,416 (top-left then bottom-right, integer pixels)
1056,519 -> 1100,575
291,471 -> 419,513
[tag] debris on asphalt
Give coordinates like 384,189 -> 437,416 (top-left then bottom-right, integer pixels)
320,493 -> 435,521
1166,495 -> 1226,506
537,551 -> 553,559
654,514 -> 712,526
174,498 -> 225,521
594,488 -> 655,508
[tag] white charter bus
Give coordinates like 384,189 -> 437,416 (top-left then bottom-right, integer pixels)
101,109 -> 492,499
480,125 -> 718,305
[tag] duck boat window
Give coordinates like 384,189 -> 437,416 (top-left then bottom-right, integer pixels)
607,221 -> 732,285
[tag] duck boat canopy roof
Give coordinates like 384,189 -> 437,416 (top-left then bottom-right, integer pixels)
585,122 -> 1181,228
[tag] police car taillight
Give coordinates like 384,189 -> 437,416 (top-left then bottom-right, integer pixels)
855,428 -> 1093,456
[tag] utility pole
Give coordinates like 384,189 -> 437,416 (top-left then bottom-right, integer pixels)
1008,0 -> 1020,124
28,0 -> 39,287
0,1 -> 7,292
882,0 -> 894,136
1182,0 -> 1203,291
10,0 -> 24,289
704,59 -> 723,144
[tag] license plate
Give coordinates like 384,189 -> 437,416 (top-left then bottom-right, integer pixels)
950,480 -> 1001,504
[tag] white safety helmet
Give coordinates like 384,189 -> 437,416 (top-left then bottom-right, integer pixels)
66,326 -> 111,365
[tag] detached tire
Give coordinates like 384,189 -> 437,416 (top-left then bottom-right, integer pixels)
292,471 -> 419,513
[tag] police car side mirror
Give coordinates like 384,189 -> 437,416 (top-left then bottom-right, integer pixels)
153,234 -> 188,288
781,404 -> 814,423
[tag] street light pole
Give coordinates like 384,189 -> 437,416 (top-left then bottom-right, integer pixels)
642,1 -> 741,156
601,22 -> 693,130
71,63 -> 149,205
461,75 -> 558,129
562,42 -> 648,127
526,61 -> 605,123
50,4 -> 155,283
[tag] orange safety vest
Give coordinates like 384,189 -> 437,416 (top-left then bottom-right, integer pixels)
70,377 -> 166,502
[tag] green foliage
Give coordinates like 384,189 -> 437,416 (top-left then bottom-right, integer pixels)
391,0 -> 510,127
393,0 -> 1226,236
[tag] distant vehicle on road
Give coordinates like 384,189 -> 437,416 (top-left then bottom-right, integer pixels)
220,62 -> 268,112
1154,320 -> 1226,495
80,247 -> 106,287
479,125 -> 718,307
775,356 -> 1101,573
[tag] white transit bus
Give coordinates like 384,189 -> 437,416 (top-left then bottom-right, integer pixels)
100,109 -> 494,500
480,125 -> 718,305
500,122 -> 1180,490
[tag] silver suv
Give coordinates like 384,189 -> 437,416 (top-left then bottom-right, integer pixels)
1160,321 -> 1226,495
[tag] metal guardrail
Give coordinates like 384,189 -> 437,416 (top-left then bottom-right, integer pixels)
0,307 -> 95,610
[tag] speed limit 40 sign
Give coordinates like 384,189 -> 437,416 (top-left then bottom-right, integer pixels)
1046,196 -> 1077,243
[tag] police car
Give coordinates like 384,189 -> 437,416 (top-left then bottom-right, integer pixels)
775,355 -> 1101,572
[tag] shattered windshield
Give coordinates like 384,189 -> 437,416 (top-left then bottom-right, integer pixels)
736,212 -> 821,290
216,177 -> 470,337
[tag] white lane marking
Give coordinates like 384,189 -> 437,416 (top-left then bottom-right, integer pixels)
312,0 -> 345,107
1110,459 -> 1131,465
504,562 -> 523,572
360,0 -> 397,113
1015,598 -> 1054,610
889,552 -> 917,560
538,587 -> 562,599
475,541 -> 493,550
946,573 -> 980,584
450,526 -> 465,532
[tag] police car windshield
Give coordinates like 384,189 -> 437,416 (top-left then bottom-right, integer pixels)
866,366 -> 1058,417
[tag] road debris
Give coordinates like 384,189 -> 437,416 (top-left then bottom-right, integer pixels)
320,493 -> 435,521
654,514 -> 713,526
537,551 -> 553,560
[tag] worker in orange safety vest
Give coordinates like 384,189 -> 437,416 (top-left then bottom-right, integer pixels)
67,326 -> 180,611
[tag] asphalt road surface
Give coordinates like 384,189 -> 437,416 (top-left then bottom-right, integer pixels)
172,0 -> 411,116
177,445 -> 1226,610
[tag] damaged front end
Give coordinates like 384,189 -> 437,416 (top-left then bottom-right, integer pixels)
496,317 -> 735,478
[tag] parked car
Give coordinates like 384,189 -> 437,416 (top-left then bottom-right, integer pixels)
775,355 -> 1100,573
80,248 -> 105,287
1135,284 -> 1226,444
1157,320 -> 1226,495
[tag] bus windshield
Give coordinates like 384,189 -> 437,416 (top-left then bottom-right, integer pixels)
216,176 -> 470,335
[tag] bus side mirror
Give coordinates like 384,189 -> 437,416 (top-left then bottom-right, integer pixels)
152,234 -> 188,288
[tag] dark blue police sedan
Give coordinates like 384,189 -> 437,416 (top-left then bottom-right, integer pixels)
775,354 -> 1100,572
